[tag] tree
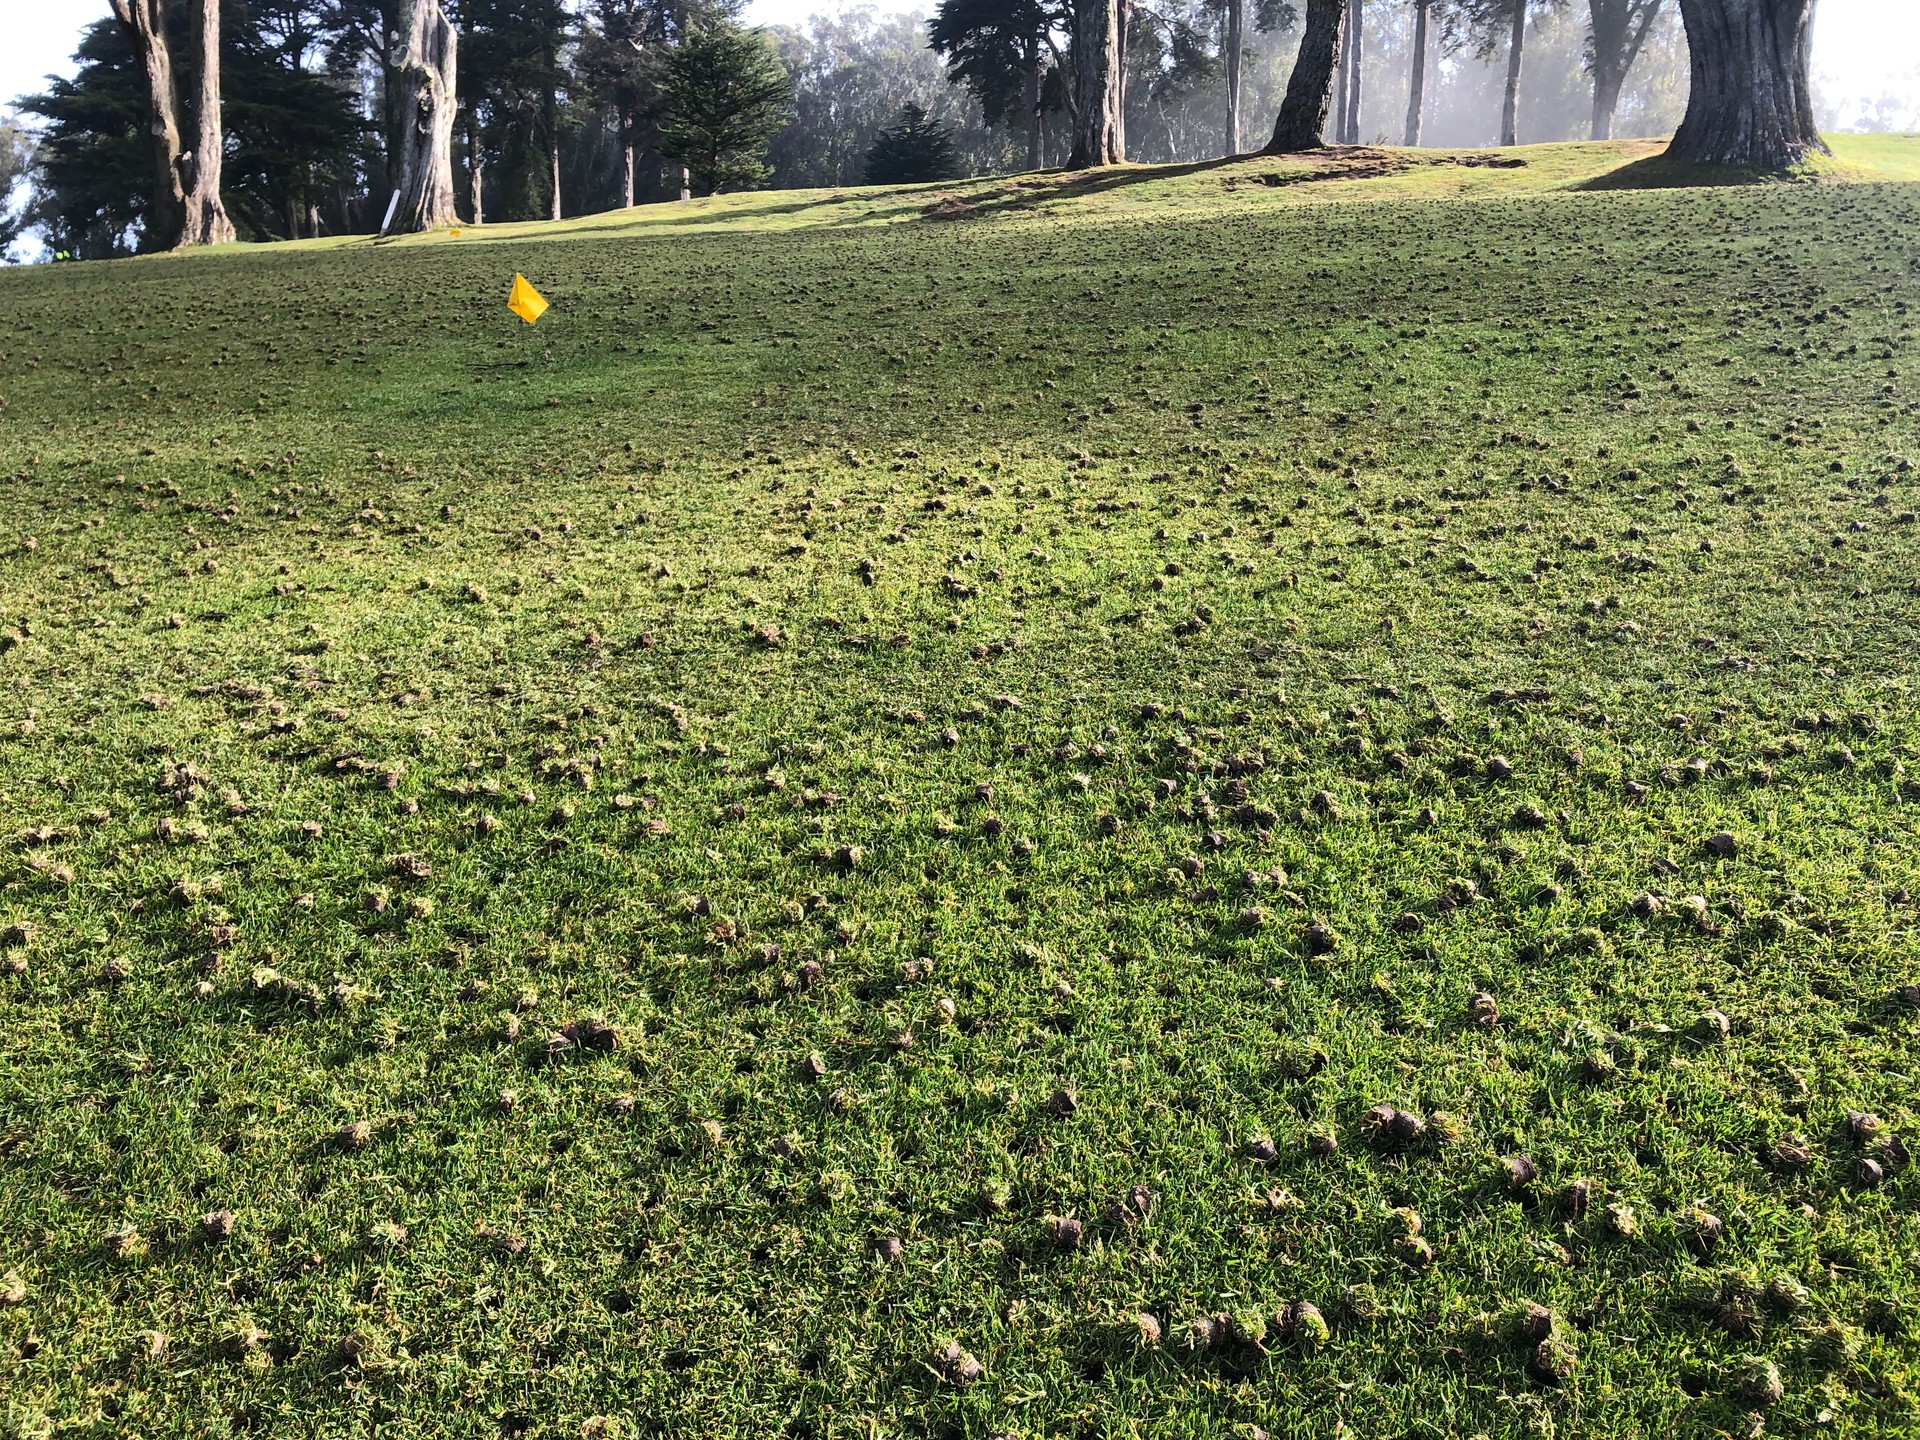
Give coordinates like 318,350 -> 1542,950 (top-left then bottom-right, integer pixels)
929,0 -> 1067,170
1334,0 -> 1361,143
25,11 -> 358,254
864,103 -> 962,182
576,0 -> 664,207
108,0 -> 233,247
0,119 -> 34,259
381,0 -> 457,231
776,11 -> 1012,186
1666,0 -> 1821,168
1404,0 -> 1433,144
216,4 -> 365,239
657,24 -> 791,193
1500,0 -> 1524,145
1457,0 -> 1561,146
463,0 -> 570,221
1265,0 -> 1343,152
1068,0 -> 1125,167
1584,0 -> 1662,139
1218,0 -> 1248,152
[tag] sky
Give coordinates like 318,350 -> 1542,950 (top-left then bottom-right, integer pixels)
2,0 -> 1916,131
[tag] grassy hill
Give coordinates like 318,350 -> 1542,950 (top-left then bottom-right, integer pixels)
2,136 -> 1920,1437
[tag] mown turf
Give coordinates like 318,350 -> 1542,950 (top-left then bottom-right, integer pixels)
2,139 -> 1920,1439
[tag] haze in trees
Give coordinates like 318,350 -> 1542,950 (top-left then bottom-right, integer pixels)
774,10 -> 1023,184
1585,0 -> 1665,139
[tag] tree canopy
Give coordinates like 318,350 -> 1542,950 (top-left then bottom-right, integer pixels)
656,24 -> 792,195
864,102 -> 962,184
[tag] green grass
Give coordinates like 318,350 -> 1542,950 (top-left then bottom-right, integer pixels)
1,138 -> 1919,1438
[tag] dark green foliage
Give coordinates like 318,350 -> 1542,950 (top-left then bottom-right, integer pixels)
462,0 -> 573,221
21,10 -> 360,257
657,23 -> 792,194
863,104 -> 962,184
926,0 -> 1065,129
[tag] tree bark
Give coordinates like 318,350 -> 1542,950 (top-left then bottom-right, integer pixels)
1225,0 -> 1245,154
1587,0 -> 1665,141
1027,47 -> 1044,169
1068,0 -> 1124,167
622,132 -> 636,207
1590,65 -> 1624,138
467,108 -> 485,223
550,138 -> 562,220
1265,0 -> 1345,152
1332,14 -> 1349,143
1405,0 -> 1430,145
109,0 -> 188,250
178,0 -> 235,246
384,0 -> 459,234
1668,0 -> 1822,167
1501,0 -> 1526,147
1342,0 -> 1363,143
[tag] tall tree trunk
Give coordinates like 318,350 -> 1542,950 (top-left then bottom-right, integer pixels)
1590,62 -> 1624,138
1069,0 -> 1124,167
385,0 -> 458,233
178,0 -> 235,246
622,130 -> 636,207
1588,0 -> 1666,141
109,0 -> 188,250
1666,0 -> 1812,166
467,108 -> 484,223
1225,0 -> 1244,154
378,18 -> 398,197
550,137 -> 562,220
1265,0 -> 1346,152
678,165 -> 691,201
1501,0 -> 1526,146
1343,0 -> 1363,143
1668,0 -> 1822,167
1332,16 -> 1349,142
1405,0 -> 1430,145
1026,46 -> 1045,168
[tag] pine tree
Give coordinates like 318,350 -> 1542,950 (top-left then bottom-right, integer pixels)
656,24 -> 792,194
863,103 -> 961,184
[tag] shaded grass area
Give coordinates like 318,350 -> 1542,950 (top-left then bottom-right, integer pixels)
0,146 -> 1919,1437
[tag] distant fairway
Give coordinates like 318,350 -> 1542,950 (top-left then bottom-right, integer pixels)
2,136 -> 1919,1437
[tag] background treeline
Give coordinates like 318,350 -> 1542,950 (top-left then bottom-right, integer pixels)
0,0 -> 1830,258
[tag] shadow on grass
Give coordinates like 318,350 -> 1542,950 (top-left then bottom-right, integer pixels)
1573,152 -> 1826,191
912,156 -> 1247,222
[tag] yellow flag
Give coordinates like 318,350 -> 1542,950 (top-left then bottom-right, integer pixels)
508,273 -> 549,325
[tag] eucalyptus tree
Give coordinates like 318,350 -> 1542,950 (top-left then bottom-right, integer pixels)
1667,0 -> 1821,168
108,0 -> 234,246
